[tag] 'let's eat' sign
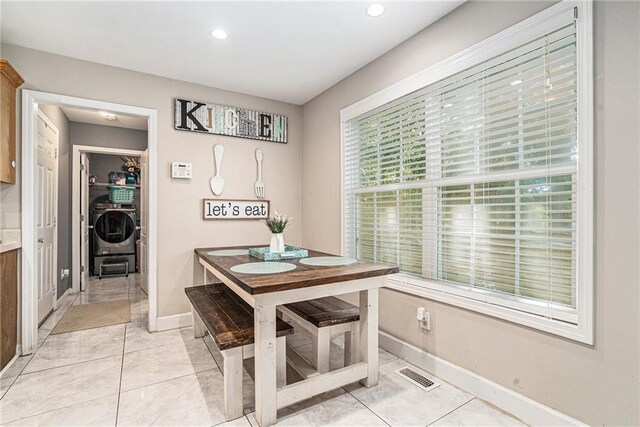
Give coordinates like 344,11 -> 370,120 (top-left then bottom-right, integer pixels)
203,199 -> 270,220
175,98 -> 288,143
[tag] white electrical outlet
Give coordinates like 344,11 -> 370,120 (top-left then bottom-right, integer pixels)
417,307 -> 431,331
60,268 -> 70,280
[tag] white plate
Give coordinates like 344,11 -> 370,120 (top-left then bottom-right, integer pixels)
231,262 -> 297,275
207,249 -> 249,256
299,256 -> 357,266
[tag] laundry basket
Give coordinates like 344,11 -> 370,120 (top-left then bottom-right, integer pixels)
108,185 -> 135,204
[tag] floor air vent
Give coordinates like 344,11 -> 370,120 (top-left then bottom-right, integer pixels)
395,367 -> 440,392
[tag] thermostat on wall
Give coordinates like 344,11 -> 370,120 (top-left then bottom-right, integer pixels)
171,162 -> 192,179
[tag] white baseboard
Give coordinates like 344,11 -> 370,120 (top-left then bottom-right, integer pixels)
156,312 -> 192,332
0,351 -> 19,377
57,288 -> 70,304
379,331 -> 585,426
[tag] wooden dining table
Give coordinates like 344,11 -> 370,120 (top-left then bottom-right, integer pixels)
194,246 -> 398,427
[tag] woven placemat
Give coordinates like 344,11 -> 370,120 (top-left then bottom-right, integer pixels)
51,299 -> 131,335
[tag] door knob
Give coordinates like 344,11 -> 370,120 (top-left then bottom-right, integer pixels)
37,238 -> 44,243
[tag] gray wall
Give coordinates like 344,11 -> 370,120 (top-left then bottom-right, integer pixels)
70,122 -> 147,211
38,104 -> 70,299
87,152 -> 144,222
88,152 -> 139,185
301,1 -> 640,425
70,122 -> 147,152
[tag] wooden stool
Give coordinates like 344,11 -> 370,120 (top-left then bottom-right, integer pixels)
279,297 -> 359,373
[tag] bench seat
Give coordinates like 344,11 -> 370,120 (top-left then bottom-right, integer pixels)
284,297 -> 360,328
279,296 -> 359,374
186,284 -> 293,350
185,284 -> 293,421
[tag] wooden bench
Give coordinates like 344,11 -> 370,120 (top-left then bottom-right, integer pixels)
185,284 -> 294,421
278,297 -> 359,374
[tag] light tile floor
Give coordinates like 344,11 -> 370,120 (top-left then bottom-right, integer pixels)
0,274 -> 526,426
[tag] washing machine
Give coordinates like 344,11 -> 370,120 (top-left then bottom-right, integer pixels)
91,203 -> 137,278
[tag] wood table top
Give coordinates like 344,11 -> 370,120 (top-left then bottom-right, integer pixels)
195,246 -> 399,295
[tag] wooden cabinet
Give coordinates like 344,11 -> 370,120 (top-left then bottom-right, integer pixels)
0,249 -> 18,370
0,60 -> 24,184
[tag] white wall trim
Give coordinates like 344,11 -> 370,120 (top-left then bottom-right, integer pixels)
340,1 -> 581,122
57,287 -> 70,304
379,331 -> 587,427
0,353 -> 19,378
21,89 -> 159,355
339,0 -> 594,344
156,312 -> 193,332
71,144 -> 145,296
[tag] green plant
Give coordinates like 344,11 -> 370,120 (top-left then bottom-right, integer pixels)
265,211 -> 291,234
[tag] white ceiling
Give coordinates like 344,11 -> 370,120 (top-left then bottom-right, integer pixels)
60,106 -> 148,130
1,1 -> 464,105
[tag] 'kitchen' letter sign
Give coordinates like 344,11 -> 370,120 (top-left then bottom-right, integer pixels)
175,99 -> 287,143
203,199 -> 270,220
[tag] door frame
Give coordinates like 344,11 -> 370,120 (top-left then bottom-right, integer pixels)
22,89 -> 159,354
71,145 -> 145,294
35,109 -> 60,314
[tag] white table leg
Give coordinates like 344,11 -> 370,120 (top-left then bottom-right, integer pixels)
359,288 -> 379,388
203,265 -> 208,285
254,303 -> 278,427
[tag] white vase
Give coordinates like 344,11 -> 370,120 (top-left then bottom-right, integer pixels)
270,233 -> 285,253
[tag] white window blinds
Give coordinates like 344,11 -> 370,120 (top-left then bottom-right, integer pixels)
344,20 -> 579,322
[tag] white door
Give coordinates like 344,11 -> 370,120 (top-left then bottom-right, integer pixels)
80,153 -> 90,291
139,149 -> 149,294
36,113 -> 58,324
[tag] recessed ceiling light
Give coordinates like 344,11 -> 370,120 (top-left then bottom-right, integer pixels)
366,3 -> 385,17
99,111 -> 117,121
210,29 -> 228,40
510,79 -> 523,86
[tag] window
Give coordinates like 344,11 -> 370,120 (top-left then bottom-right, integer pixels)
342,2 -> 593,343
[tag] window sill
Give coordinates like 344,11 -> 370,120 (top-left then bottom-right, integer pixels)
385,274 -> 593,344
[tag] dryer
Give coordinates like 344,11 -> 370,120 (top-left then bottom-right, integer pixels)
92,203 -> 136,277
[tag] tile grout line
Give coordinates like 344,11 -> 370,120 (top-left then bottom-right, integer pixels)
1,292 -> 81,393
0,392 -> 120,424
424,397 -> 476,426
342,385 -> 392,427
341,387 -> 391,427
120,327 -> 197,356
0,375 -> 19,401
210,414 -> 251,427
1,280 -> 135,421
18,351 -> 124,376
336,355 -> 399,427
115,312 -> 128,426
119,366 -> 221,395
378,354 -> 399,368
37,293 -> 79,347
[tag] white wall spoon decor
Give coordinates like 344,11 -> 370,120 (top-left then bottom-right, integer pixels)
254,149 -> 265,198
210,144 -> 225,195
